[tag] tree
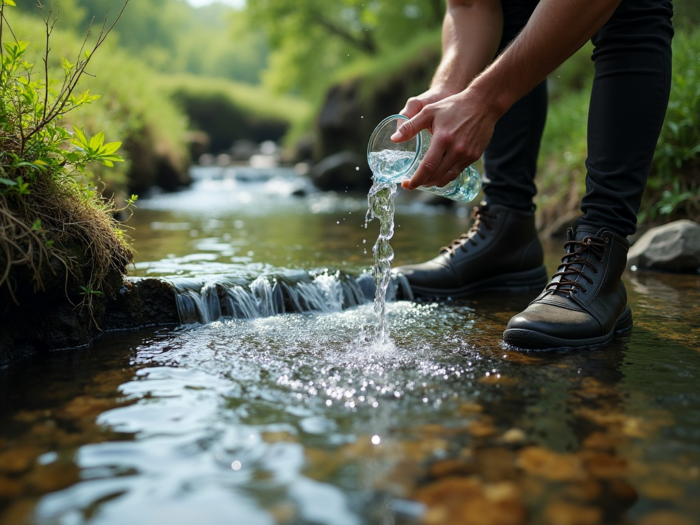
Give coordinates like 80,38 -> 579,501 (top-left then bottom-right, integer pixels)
241,0 -> 444,97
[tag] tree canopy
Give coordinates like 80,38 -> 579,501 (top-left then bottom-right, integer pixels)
14,0 -> 269,84
240,0 -> 445,97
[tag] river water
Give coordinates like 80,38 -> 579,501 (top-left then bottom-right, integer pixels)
1,166 -> 699,525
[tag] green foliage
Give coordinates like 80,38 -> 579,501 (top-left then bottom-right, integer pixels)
642,27 -> 700,222
536,27 -> 700,229
162,74 -> 310,153
15,0 -> 270,85
0,1 -> 132,307
7,8 -> 191,194
242,0 -> 444,97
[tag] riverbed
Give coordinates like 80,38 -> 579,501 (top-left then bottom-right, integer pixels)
1,166 -> 699,524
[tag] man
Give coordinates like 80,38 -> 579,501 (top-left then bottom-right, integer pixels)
392,0 -> 673,349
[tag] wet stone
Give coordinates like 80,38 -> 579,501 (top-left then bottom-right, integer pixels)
517,447 -> 585,482
0,498 -> 36,525
577,451 -> 627,479
638,481 -> 685,501
543,501 -> 601,525
501,428 -> 527,445
415,476 -> 527,525
25,462 -> 80,493
0,475 -> 24,499
635,510 -> 696,525
0,447 -> 39,474
561,478 -> 602,502
474,448 -> 518,483
428,459 -> 474,479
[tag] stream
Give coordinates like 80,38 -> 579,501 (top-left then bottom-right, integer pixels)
1,166 -> 699,524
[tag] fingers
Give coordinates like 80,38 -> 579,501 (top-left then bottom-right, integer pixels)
400,97 -> 425,119
428,162 -> 470,188
402,136 -> 477,191
390,110 -> 430,143
401,140 -> 451,190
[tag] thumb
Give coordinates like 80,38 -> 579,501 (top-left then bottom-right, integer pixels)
390,112 -> 429,143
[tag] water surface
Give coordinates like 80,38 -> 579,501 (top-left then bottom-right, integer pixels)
1,167 -> 699,524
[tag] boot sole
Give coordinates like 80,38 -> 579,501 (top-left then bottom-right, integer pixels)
502,306 -> 633,351
406,266 -> 549,298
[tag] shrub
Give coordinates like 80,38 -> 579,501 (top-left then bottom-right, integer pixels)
642,27 -> 700,222
7,8 -> 191,196
0,0 -> 132,310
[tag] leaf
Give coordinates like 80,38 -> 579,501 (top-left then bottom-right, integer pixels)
89,131 -> 105,151
3,0 -> 17,6
31,219 -> 42,231
0,177 -> 17,187
61,57 -> 74,76
100,141 -> 122,155
72,125 -> 88,149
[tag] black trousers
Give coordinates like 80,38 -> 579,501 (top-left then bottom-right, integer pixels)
482,0 -> 674,237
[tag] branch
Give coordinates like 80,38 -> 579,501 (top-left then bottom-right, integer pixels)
22,0 -> 130,148
312,14 -> 377,55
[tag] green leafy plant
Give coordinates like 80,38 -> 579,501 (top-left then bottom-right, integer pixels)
0,0 -> 132,311
641,27 -> 700,223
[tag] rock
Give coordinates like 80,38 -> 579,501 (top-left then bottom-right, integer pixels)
517,447 -> 585,481
543,501 -> 601,525
229,139 -> 258,161
0,277 -> 179,367
308,151 -> 371,192
628,220 -> 700,273
186,130 -> 210,162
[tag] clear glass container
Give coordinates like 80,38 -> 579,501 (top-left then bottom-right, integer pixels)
367,114 -> 481,202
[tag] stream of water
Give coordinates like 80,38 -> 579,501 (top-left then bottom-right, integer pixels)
1,166 -> 699,525
365,180 -> 398,346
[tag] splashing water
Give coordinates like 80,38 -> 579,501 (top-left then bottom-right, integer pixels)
368,150 -> 415,184
365,157 -> 401,345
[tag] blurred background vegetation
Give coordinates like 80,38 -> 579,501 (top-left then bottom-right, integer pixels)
8,0 -> 699,229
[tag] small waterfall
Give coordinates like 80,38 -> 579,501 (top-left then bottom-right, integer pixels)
171,280 -> 222,325
165,270 -> 412,325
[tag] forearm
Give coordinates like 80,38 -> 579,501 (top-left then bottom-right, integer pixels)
431,0 -> 503,92
472,0 -> 622,118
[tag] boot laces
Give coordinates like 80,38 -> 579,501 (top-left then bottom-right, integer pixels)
547,236 -> 607,295
441,205 -> 497,256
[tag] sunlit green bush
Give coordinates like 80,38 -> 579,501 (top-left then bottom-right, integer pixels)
8,9 -> 191,195
0,2 -> 132,308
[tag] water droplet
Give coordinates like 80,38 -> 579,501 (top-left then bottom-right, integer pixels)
336,221 -> 340,225
231,460 -> 242,471
362,239 -> 366,244
371,435 -> 381,445
355,166 -> 360,171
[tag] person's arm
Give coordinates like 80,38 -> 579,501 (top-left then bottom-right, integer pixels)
399,0 -> 502,118
393,0 -> 623,191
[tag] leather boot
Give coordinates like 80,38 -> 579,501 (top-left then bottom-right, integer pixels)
503,225 -> 633,350
395,202 -> 548,297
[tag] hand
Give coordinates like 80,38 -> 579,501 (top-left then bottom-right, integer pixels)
399,85 -> 461,119
391,87 -> 498,190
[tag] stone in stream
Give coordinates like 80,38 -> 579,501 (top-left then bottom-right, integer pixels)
628,220 -> 700,273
